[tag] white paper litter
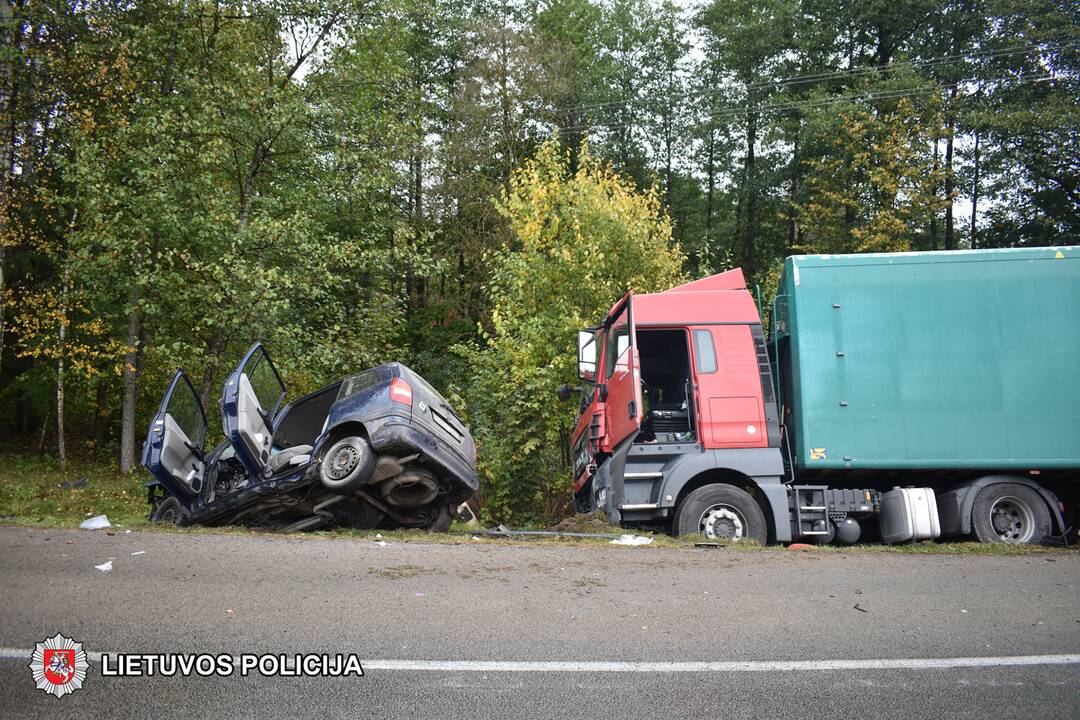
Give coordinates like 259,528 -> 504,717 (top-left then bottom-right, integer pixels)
80,515 -> 111,530
130,551 -> 147,556
375,541 -> 388,547
610,534 -> 653,546
94,560 -> 113,572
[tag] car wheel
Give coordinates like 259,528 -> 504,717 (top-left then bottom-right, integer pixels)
329,498 -> 385,530
971,483 -> 1052,544
150,495 -> 187,527
319,436 -> 377,495
674,484 -> 767,544
423,502 -> 452,532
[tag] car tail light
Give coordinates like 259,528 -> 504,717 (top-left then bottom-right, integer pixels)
389,377 -> 413,406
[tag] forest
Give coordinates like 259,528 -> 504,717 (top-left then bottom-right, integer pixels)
1,0 -> 1076,522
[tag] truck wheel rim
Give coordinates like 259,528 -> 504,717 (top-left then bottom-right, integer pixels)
989,496 -> 1034,543
327,444 -> 361,480
699,504 -> 745,541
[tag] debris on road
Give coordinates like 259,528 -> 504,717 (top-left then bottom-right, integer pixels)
853,603 -> 867,613
80,515 -> 111,530
130,551 -> 147,556
610,534 -> 653,546
94,560 -> 113,572
471,524 -> 622,540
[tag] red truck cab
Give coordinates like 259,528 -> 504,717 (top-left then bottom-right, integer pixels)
568,269 -> 790,543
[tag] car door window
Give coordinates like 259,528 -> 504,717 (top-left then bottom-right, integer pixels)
166,372 -> 207,450
245,349 -> 286,419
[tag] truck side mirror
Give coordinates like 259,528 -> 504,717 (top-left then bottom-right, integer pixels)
578,330 -> 597,381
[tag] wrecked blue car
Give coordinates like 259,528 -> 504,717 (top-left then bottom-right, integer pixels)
142,342 -> 478,532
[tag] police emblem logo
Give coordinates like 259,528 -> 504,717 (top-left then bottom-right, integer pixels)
29,633 -> 89,698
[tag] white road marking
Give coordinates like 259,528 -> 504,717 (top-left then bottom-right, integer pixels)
0,648 -> 1078,673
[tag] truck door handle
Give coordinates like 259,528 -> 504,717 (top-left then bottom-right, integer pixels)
628,401 -> 636,418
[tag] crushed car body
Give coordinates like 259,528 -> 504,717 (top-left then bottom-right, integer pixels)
141,342 -> 478,532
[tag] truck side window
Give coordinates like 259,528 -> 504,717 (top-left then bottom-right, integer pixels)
693,329 -> 717,374
605,330 -> 630,378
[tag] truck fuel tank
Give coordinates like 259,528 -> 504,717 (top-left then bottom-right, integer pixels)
880,487 -> 941,544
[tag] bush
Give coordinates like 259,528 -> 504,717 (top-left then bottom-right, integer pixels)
456,140 -> 686,523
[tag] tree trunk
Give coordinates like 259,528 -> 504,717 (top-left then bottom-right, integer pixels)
970,126 -> 980,249
57,270 -> 67,473
788,130 -> 800,252
199,331 -> 226,412
94,375 -> 109,449
929,139 -> 939,250
944,88 -> 957,250
38,406 -> 51,454
0,0 -> 17,377
743,110 -> 758,278
119,289 -> 143,474
704,127 -> 716,268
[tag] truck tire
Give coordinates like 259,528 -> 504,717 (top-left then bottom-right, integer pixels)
675,484 -> 767,544
150,495 -> 188,527
971,483 -> 1052,544
320,436 -> 377,495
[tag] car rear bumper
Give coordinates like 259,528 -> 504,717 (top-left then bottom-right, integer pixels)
366,415 -> 479,501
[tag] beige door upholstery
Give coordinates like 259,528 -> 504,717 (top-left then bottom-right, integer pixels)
236,373 -> 273,472
158,413 -> 204,493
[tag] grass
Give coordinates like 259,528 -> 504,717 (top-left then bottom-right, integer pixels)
0,452 -> 151,529
0,452 -> 1074,556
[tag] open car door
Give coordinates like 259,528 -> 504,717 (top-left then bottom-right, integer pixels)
142,370 -> 208,506
221,342 -> 288,478
603,294 -> 642,448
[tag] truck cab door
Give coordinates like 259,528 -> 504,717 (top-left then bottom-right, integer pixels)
221,342 -> 286,478
602,295 -> 642,448
142,370 -> 208,505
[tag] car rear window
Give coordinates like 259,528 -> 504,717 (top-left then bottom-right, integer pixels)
337,369 -> 382,400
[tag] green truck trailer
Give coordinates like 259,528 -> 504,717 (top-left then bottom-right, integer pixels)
771,246 -> 1079,543
566,246 -> 1077,545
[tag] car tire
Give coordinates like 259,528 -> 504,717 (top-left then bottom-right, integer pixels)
674,484 -> 767,544
319,436 -> 377,495
423,502 -> 452,532
150,495 -> 187,526
329,498 -> 385,530
971,483 -> 1052,544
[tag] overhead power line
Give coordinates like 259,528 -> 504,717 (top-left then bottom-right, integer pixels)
546,39 -> 1077,119
552,72 -> 1059,136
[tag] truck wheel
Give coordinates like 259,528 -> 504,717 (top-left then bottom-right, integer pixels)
320,436 -> 377,495
675,484 -> 767,544
150,495 -> 187,527
971,483 -> 1052,544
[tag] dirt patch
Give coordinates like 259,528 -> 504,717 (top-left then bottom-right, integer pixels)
548,512 -> 616,534
369,563 -> 440,580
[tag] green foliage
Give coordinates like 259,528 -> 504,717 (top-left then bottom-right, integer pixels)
455,140 -> 685,522
1,0 -> 1074,522
796,94 -> 947,253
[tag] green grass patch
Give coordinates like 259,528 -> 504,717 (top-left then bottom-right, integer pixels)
0,452 -> 150,529
0,452 -> 1073,556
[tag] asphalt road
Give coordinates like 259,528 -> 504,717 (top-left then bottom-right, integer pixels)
1,525 -> 1078,718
